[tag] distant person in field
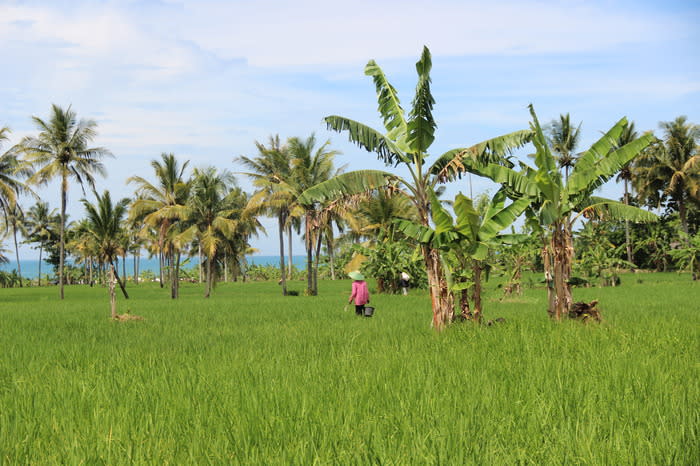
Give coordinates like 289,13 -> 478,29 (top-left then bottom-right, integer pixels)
348,271 -> 370,316
400,271 -> 411,295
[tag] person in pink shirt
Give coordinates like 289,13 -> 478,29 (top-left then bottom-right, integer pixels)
348,271 -> 370,316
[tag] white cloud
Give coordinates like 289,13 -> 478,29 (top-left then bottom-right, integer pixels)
0,0 -> 697,256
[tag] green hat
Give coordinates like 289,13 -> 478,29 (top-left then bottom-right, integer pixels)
348,271 -> 365,281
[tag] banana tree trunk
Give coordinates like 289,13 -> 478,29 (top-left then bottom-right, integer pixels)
459,287 -> 471,320
472,260 -> 483,321
623,180 -> 634,265
542,240 -> 556,318
422,245 -> 454,330
550,221 -> 573,320
109,263 -> 117,319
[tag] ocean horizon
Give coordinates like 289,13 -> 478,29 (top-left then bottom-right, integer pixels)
0,255 -> 308,279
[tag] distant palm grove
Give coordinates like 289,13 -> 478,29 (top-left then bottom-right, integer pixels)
1,48 -> 698,329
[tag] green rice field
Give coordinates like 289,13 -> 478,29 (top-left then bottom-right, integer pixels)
0,273 -> 698,464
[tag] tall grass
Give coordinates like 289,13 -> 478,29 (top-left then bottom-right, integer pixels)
0,273 -> 697,464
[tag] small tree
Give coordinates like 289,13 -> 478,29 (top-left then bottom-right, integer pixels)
82,191 -> 129,318
670,232 -> 700,280
397,190 -> 529,321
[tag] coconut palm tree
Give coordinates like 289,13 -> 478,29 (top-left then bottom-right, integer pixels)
0,126 -> 33,285
613,121 -> 639,264
237,135 -> 295,295
288,134 -> 342,295
299,47 -> 532,329
632,116 -> 699,237
548,113 -> 582,180
24,201 -> 59,286
21,105 -> 111,299
128,153 -> 190,295
458,105 -> 656,319
174,167 -> 261,297
1,127 -> 32,211
348,187 -> 417,243
1,205 -> 27,287
81,190 -> 129,318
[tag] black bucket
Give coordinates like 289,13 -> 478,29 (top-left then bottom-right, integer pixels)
363,306 -> 375,317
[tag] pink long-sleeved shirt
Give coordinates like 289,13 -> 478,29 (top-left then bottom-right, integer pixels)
349,280 -> 369,305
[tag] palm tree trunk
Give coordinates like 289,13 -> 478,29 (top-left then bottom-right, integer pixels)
122,252 -> 127,283
171,252 -> 180,299
11,222 -> 22,287
59,172 -> 67,299
38,246 -> 43,287
111,261 -> 129,299
205,256 -> 213,298
198,243 -> 203,283
305,213 -> 313,295
288,225 -> 293,275
134,251 -> 139,285
313,227 -> 323,295
109,263 -> 117,319
224,252 -> 228,282
327,233 -> 335,280
278,214 -> 287,296
88,257 -> 93,287
158,249 -> 165,288
679,197 -> 689,242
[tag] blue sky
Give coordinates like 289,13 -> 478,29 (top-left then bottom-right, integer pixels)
1,0 -> 698,258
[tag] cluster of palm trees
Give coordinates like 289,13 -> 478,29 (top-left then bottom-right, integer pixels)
1,46 -> 697,329
237,134 -> 344,296
0,107 -> 262,306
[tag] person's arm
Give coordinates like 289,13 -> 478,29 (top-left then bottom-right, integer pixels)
348,282 -> 356,303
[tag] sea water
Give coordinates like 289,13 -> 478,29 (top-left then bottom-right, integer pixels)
0,255 -> 307,279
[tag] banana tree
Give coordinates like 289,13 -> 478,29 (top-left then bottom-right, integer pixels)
395,190 -> 529,321
445,105 -> 657,319
299,46 -> 532,330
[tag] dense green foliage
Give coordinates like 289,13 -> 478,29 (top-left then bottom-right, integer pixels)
1,275 -> 697,463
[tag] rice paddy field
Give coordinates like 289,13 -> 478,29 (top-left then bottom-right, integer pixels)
0,273 -> 697,464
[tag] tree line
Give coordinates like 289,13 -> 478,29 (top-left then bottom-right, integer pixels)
1,47 -> 698,328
